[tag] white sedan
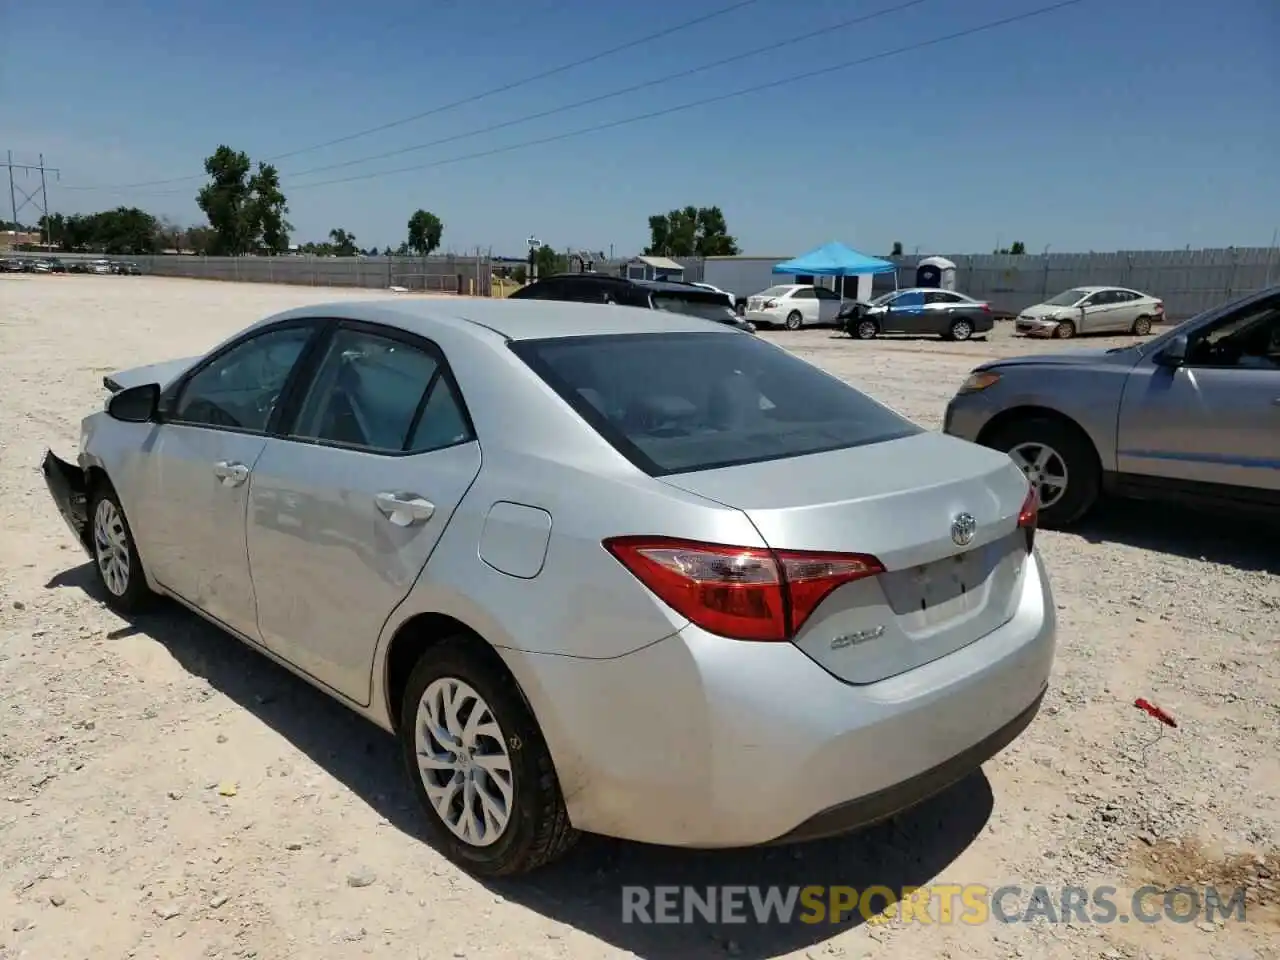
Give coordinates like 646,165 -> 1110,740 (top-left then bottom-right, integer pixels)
745,284 -> 845,330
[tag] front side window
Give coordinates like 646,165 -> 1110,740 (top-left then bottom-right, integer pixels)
511,331 -> 921,475
1188,298 -> 1280,369
172,324 -> 314,432
292,328 -> 472,453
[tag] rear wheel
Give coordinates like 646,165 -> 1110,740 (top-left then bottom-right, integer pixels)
1054,320 -> 1076,339
984,417 -> 1100,528
398,638 -> 577,877
1132,315 -> 1153,336
784,310 -> 803,331
948,318 -> 974,341
88,483 -> 153,614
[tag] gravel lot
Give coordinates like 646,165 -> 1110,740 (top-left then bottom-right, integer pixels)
2,276 -> 1277,960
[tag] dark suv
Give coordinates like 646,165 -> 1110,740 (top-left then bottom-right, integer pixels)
509,274 -> 755,332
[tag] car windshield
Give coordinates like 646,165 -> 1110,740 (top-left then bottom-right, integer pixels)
757,286 -> 793,298
1044,289 -> 1089,306
510,332 -> 921,476
651,295 -> 738,324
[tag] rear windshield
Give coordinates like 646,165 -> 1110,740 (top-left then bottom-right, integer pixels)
510,332 -> 921,475
651,295 -> 738,323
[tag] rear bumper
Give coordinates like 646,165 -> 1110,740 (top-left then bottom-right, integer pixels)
506,550 -> 1056,848
42,450 -> 91,553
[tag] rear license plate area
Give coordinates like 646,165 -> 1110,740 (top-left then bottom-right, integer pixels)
882,545 -> 1001,629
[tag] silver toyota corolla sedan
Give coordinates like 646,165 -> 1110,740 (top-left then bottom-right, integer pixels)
41,298 -> 1055,877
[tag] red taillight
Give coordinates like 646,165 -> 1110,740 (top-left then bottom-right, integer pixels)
981,302 -> 992,313
1017,484 -> 1039,550
1154,301 -> 1165,313
603,536 -> 884,642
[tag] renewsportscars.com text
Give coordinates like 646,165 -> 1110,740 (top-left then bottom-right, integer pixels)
621,884 -> 1248,926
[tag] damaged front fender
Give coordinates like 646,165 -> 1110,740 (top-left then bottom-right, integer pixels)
42,450 -> 92,554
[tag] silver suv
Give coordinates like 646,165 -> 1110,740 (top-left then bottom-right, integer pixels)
944,286 -> 1280,527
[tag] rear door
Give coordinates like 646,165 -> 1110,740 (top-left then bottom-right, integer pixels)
245,322 -> 481,704
1079,290 -> 1119,333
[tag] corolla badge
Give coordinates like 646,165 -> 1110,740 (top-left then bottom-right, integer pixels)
830,625 -> 885,650
951,512 -> 977,546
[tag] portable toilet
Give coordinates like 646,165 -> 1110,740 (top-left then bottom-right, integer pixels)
915,256 -> 957,291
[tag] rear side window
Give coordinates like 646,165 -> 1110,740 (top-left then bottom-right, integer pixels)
510,332 -> 921,476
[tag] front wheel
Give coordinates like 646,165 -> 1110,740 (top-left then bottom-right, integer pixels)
1054,319 -> 1076,339
784,310 -> 803,331
399,639 -> 577,877
850,318 -> 878,340
984,417 -> 1100,528
88,483 -> 153,614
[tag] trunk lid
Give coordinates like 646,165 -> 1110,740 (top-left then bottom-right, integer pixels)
660,431 -> 1032,684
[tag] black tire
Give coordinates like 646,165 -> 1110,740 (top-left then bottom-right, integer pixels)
784,310 -> 803,330
1132,315 -> 1153,336
948,318 -> 974,341
398,637 -> 577,877
850,317 -> 878,340
1054,319 -> 1076,339
87,481 -> 153,615
983,417 -> 1100,528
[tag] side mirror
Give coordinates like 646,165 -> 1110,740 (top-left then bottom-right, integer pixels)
107,383 -> 160,423
1154,334 -> 1188,368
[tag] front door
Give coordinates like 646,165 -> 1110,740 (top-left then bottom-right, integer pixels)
882,289 -> 926,333
814,286 -> 843,323
141,321 -> 321,638
246,323 -> 483,705
1117,293 -> 1280,492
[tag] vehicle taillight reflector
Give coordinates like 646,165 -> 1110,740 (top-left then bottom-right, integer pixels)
1017,484 -> 1039,550
603,536 -> 884,642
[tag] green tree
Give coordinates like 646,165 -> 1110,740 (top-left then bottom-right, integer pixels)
534,245 -> 566,278
644,205 -> 739,257
247,162 -> 291,254
197,146 -> 255,255
328,228 -> 358,257
407,209 -> 444,257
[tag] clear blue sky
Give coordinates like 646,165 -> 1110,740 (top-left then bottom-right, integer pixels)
3,0 -> 1277,257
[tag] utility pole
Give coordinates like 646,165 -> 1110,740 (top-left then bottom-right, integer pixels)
2,152 -> 60,246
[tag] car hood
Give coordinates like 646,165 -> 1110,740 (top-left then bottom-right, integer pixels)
103,355 -> 200,393
1019,303 -> 1075,319
980,345 -> 1138,372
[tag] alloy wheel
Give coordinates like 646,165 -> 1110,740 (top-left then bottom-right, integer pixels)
951,320 -> 973,340
1008,441 -> 1069,510
414,677 -> 514,847
93,498 -> 131,597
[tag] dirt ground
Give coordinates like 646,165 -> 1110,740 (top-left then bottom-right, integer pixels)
1,275 -> 1277,960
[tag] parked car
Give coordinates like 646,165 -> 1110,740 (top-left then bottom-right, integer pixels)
944,285 -> 1280,528
42,298 -> 1054,877
1,257 -> 23,272
31,259 -> 52,273
1015,286 -> 1163,339
744,284 -> 844,329
689,281 -> 736,308
116,261 -> 142,275
510,273 -> 755,332
89,259 -> 114,275
840,288 -> 995,342
68,259 -> 92,274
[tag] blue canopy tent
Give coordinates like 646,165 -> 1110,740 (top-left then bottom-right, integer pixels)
772,242 -> 898,302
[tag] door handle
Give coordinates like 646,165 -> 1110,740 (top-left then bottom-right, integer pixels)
374,492 -> 435,527
213,460 -> 250,487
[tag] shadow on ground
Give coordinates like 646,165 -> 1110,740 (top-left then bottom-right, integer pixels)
47,562 -> 993,958
1072,500 -> 1280,575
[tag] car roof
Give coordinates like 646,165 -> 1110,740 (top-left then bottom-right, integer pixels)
265,297 -> 732,342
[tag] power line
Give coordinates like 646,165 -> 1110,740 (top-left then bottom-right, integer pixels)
280,0 -> 936,182
283,0 -> 1087,192
59,0 -> 766,192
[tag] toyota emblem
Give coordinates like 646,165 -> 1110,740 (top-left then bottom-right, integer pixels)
951,512 -> 977,546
